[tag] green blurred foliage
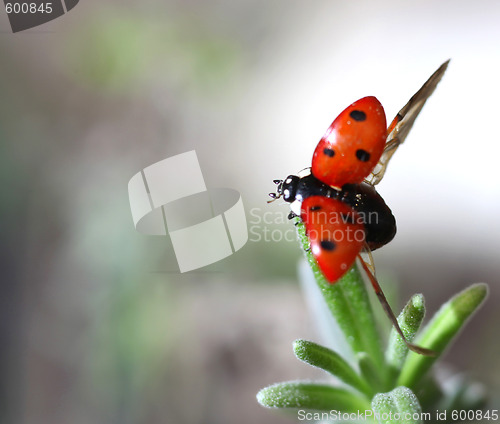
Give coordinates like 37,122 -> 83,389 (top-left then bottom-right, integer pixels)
64,11 -> 242,93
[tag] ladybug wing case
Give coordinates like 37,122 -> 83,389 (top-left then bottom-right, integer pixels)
311,96 -> 387,188
301,196 -> 365,283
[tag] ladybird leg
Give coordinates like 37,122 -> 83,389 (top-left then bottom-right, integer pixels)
357,254 -> 436,357
360,242 -> 376,277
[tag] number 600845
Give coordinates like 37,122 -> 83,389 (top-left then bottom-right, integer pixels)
451,410 -> 498,421
5,3 -> 53,13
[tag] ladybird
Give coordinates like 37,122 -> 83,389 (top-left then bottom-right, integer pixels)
269,61 -> 449,356
270,60 -> 449,276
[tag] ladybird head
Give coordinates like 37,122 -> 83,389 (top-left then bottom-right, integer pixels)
268,175 -> 300,203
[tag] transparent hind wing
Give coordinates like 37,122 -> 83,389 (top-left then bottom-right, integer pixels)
368,60 -> 450,185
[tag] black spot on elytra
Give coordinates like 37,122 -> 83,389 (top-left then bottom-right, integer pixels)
323,148 -> 335,157
350,110 -> 367,121
320,240 -> 336,251
356,149 -> 371,162
310,205 -> 322,211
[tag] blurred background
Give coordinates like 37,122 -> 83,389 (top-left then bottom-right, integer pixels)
1,0 -> 499,423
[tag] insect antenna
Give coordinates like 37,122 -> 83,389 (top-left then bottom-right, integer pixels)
267,179 -> 283,203
267,193 -> 279,203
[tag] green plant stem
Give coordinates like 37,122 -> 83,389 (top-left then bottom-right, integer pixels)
296,221 -> 385,373
386,294 -> 426,383
357,352 -> 388,393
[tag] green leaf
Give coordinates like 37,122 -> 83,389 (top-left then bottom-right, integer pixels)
293,339 -> 373,397
357,352 -> 388,393
372,386 -> 422,424
386,294 -> 426,377
296,221 -> 385,371
412,375 -> 444,411
256,381 -> 370,412
397,283 -> 488,388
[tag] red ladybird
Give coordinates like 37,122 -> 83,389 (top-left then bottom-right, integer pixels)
270,61 -> 450,356
304,60 -> 449,284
